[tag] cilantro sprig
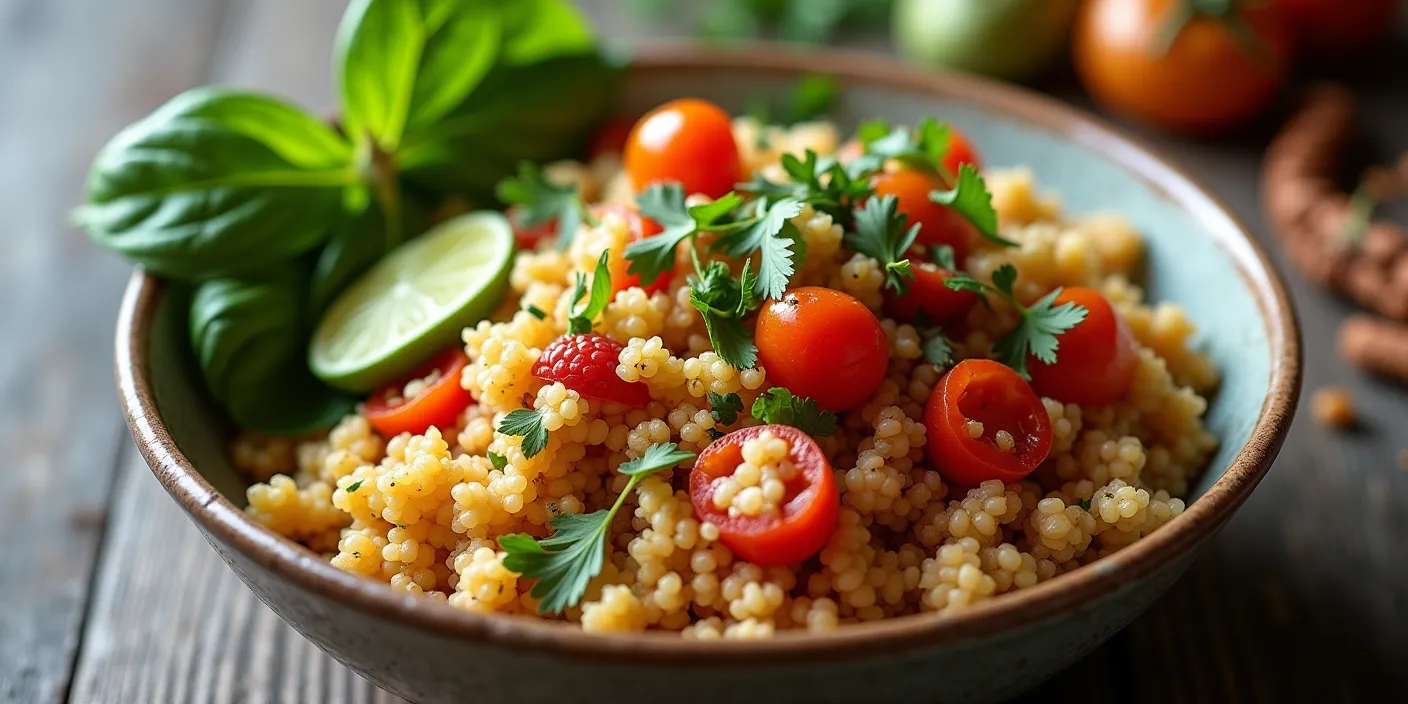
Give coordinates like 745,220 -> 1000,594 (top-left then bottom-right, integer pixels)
930,164 -> 1015,247
627,183 -> 741,286
708,391 -> 744,426
497,408 -> 550,458
847,194 -> 918,295
495,161 -> 595,251
943,264 -> 1088,379
689,260 -> 760,369
499,442 -> 696,614
740,149 -> 874,228
714,197 -> 807,301
567,250 -> 612,334
859,117 -> 952,181
751,387 -> 838,437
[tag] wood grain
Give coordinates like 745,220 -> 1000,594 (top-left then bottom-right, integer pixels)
0,0 -> 228,700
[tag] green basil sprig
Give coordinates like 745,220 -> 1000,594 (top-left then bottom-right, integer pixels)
80,0 -> 621,435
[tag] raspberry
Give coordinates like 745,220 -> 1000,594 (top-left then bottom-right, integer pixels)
533,334 -> 652,407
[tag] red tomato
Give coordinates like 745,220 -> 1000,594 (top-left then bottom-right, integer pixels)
884,261 -> 980,325
755,287 -> 889,412
587,114 -> 638,159
871,167 -> 974,259
1027,288 -> 1138,406
941,127 -> 983,180
595,204 -> 673,296
690,425 -> 839,566
625,98 -> 742,199
363,348 -> 474,437
1279,0 -> 1398,58
1074,0 -> 1292,134
507,207 -> 557,250
925,359 -> 1053,486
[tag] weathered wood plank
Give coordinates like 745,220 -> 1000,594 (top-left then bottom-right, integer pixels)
0,0 -> 228,701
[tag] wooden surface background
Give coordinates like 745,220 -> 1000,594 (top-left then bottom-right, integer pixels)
1,1 -> 1404,702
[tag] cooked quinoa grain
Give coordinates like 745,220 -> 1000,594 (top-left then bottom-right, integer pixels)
237,120 -> 1219,637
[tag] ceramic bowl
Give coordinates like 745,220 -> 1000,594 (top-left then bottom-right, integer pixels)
115,45 -> 1301,704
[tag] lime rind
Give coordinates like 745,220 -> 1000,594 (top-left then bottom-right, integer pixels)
310,210 -> 514,392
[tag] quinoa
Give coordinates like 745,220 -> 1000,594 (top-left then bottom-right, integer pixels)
238,120 -> 1220,637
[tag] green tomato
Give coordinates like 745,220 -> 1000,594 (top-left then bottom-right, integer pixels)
893,0 -> 1080,81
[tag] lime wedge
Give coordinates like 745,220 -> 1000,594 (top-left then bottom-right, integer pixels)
310,211 -> 514,392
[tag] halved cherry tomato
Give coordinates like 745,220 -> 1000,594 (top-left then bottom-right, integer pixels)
363,348 -> 474,437
690,425 -> 839,566
884,261 -> 980,325
1073,0 -> 1292,135
587,114 -> 639,159
1027,287 -> 1138,406
925,359 -> 1053,486
941,127 -> 983,179
755,287 -> 889,412
625,98 -> 742,199
507,207 -> 557,250
871,167 -> 974,260
596,204 -> 673,296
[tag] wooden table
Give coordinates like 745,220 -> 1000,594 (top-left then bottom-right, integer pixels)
3,1 -> 1405,702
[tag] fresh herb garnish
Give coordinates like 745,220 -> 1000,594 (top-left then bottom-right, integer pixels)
739,149 -> 876,228
567,250 -> 612,334
944,265 -> 1088,379
345,479 -> 365,493
498,408 -> 550,458
848,194 -> 919,295
495,161 -> 594,250
929,164 -> 1014,247
920,328 -> 955,367
750,387 -> 838,437
627,183 -> 742,285
708,391 -> 745,426
500,442 -> 696,613
689,260 -> 760,369
1077,498 -> 1092,511
714,197 -> 807,300
487,452 -> 509,471
862,117 -> 953,181
524,304 -> 547,320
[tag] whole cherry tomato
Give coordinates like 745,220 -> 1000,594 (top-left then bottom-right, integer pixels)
1279,0 -> 1399,58
1073,0 -> 1292,134
884,261 -> 980,325
690,425 -> 839,566
925,359 -> 1053,486
625,98 -> 742,199
755,287 -> 889,412
587,114 -> 638,159
871,167 -> 974,259
363,348 -> 475,437
1027,287 -> 1138,406
596,204 -> 673,296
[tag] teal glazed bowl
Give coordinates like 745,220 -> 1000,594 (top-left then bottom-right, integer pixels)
115,46 -> 1301,704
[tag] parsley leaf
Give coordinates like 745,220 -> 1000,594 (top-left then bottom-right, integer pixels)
628,183 -> 742,285
708,391 -> 744,426
929,244 -> 958,272
568,250 -> 612,334
920,329 -> 954,367
740,150 -> 874,228
715,197 -> 807,300
848,194 -> 919,295
495,162 -> 591,251
941,264 -> 1088,379
345,479 -> 364,493
1077,498 -> 1092,511
689,260 -> 759,369
750,387 -> 838,437
861,118 -> 952,181
487,452 -> 508,471
929,164 -> 1015,247
619,441 -> 697,475
500,442 -> 692,614
497,408 -> 549,458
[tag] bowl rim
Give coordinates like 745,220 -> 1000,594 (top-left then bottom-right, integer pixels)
114,43 -> 1301,665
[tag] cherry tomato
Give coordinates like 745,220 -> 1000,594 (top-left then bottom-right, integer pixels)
507,207 -> 557,250
690,425 -> 839,566
871,167 -> 974,259
596,204 -> 673,297
1280,0 -> 1398,58
625,98 -> 742,199
586,114 -> 638,159
925,359 -> 1053,486
884,261 -> 980,325
755,287 -> 889,412
1073,0 -> 1292,135
363,348 -> 474,437
1027,287 -> 1138,406
941,127 -> 983,180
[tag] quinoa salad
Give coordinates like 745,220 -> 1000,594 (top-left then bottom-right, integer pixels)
224,99 -> 1221,639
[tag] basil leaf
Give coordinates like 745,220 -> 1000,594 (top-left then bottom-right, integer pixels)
336,0 -> 501,150
501,0 -> 595,64
189,269 -> 354,434
397,50 -> 625,201
77,88 -> 354,281
310,193 -> 431,314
